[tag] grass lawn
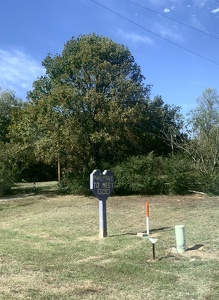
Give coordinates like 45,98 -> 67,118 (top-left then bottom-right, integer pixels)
0,184 -> 219,299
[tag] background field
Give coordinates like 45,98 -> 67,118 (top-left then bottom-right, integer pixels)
0,182 -> 219,299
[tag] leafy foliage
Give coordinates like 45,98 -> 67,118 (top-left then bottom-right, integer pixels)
112,152 -> 204,195
0,143 -> 17,195
140,96 -> 184,155
184,88 -> 219,177
10,34 -> 183,184
0,89 -> 22,143
113,153 -> 164,195
0,90 -> 22,195
162,153 -> 199,195
22,34 -> 151,170
4,37 -> 219,196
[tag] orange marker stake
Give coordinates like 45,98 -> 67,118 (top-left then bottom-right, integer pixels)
146,201 -> 149,235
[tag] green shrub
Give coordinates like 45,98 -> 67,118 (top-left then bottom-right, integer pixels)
0,143 -> 18,196
58,153 -> 203,196
113,153 -> 164,195
163,153 -> 198,195
0,161 -> 15,196
58,172 -> 91,196
203,171 -> 219,195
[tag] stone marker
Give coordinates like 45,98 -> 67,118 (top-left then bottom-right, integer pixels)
90,169 -> 114,238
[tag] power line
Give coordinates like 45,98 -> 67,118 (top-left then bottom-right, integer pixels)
90,0 -> 219,66
125,0 -> 219,41
129,0 -> 219,40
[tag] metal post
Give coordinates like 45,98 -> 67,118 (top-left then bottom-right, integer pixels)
152,244 -> 155,260
99,199 -> 107,238
149,238 -> 158,260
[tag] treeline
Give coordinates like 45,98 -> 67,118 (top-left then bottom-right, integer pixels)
1,34 -> 219,196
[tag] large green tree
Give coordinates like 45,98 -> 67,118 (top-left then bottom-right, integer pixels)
10,34 -> 183,182
11,34 -> 152,176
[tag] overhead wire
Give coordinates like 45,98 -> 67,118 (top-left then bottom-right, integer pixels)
90,0 -> 219,66
125,0 -> 219,41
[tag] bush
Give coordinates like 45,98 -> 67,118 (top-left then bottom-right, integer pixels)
58,153 -> 202,196
203,171 -> 219,195
0,161 -> 15,196
113,153 -> 164,195
0,143 -> 17,196
58,172 -> 91,196
163,153 -> 198,195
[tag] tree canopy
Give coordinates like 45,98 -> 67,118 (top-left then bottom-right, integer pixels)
2,35 -> 219,195
0,89 -> 22,143
9,34 -> 183,183
0,89 -> 22,194
186,88 -> 219,176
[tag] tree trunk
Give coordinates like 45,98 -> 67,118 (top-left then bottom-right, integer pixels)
58,155 -> 61,182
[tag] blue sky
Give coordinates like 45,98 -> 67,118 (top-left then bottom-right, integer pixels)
0,0 -> 218,115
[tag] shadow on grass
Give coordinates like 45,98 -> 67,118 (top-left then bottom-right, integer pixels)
109,232 -> 137,238
150,226 -> 172,233
0,182 -> 59,201
109,227 -> 172,238
187,244 -> 204,251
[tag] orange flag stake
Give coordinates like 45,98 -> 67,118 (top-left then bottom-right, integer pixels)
146,201 -> 149,235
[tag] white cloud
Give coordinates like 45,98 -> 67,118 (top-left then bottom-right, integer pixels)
212,8 -> 219,14
163,8 -> 170,13
0,49 -> 45,99
148,0 -> 207,9
163,6 -> 175,13
117,29 -> 153,45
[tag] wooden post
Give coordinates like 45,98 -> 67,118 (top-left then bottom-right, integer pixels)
58,155 -> 61,182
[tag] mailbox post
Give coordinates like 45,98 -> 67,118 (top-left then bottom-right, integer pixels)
90,169 -> 114,238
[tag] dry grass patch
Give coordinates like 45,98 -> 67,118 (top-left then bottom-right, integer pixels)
0,191 -> 219,299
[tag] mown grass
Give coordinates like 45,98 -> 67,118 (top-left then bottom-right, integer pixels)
0,187 -> 219,299
12,181 -> 58,196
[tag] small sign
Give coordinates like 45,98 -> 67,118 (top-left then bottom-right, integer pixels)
149,238 -> 158,244
90,169 -> 114,201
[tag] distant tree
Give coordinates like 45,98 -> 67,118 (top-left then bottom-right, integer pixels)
186,88 -> 219,177
141,96 -> 184,155
0,89 -> 22,143
0,142 -> 18,195
164,88 -> 219,193
9,101 -> 57,182
0,89 -> 22,194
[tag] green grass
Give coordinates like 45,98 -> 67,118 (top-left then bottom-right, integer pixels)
12,181 -> 58,195
0,190 -> 219,299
